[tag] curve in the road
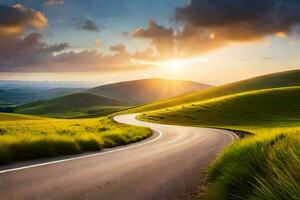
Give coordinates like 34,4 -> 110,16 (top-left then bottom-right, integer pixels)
0,114 -> 237,200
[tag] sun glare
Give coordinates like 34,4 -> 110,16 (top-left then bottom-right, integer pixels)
168,59 -> 182,71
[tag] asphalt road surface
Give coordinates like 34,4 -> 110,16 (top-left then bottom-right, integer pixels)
0,114 -> 237,200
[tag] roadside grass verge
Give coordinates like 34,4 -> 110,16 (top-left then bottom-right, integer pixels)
207,129 -> 300,200
138,86 -> 300,200
0,116 -> 151,164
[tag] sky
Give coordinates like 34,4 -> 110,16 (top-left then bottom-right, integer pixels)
0,0 -> 300,85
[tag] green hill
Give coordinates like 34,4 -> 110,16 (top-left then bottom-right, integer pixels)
128,69 -> 300,113
139,86 -> 300,129
87,78 -> 211,104
0,113 -> 46,121
15,93 -> 130,118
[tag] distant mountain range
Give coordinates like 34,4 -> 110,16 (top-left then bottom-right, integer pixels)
7,79 -> 212,118
0,87 -> 86,105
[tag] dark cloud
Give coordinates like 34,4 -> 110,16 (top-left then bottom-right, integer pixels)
0,31 -> 149,72
0,32 -> 70,71
132,0 -> 300,58
0,4 -> 47,36
132,19 -> 228,58
0,4 -> 70,72
133,20 -> 174,58
74,18 -> 101,32
175,0 -> 300,41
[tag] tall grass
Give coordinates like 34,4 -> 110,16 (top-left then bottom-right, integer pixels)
207,130 -> 300,200
0,116 -> 151,164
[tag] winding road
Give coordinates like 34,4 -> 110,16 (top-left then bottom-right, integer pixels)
0,114 -> 237,200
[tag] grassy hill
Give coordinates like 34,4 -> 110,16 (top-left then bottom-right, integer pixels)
0,113 -> 46,121
127,69 -> 300,113
139,86 -> 300,200
139,86 -> 300,129
14,93 -> 130,118
87,78 -> 211,104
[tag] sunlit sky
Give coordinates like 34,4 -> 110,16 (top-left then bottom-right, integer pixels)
1,0 -> 300,85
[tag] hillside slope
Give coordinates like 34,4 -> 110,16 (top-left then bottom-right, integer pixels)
87,78 -> 211,104
128,69 -> 300,113
0,113 -> 46,121
15,93 -> 130,118
140,86 -> 300,128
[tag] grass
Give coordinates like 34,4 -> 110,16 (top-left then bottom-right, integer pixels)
124,69 -> 300,114
207,129 -> 299,200
138,86 -> 300,200
0,113 -> 47,121
138,86 -> 300,129
0,116 -> 151,164
14,92 -> 130,118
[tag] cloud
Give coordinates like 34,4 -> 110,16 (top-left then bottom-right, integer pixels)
0,4 -> 48,36
132,0 -> 300,58
44,0 -> 64,7
0,4 -> 69,72
133,20 -> 174,58
0,4 -> 150,72
110,44 -> 126,53
45,50 -> 148,72
0,32 -> 70,71
0,32 -> 149,72
74,18 -> 101,32
175,0 -> 300,40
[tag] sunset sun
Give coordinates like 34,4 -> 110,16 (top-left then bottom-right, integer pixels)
168,59 -> 182,71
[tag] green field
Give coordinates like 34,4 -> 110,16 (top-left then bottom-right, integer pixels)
138,84 -> 300,199
0,116 -> 151,164
14,92 -> 130,118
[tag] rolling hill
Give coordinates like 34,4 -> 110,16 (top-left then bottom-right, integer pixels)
127,69 -> 300,113
14,93 -> 130,118
87,78 -> 211,104
139,86 -> 300,128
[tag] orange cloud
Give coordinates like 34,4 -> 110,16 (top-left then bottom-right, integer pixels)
0,4 -> 47,36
